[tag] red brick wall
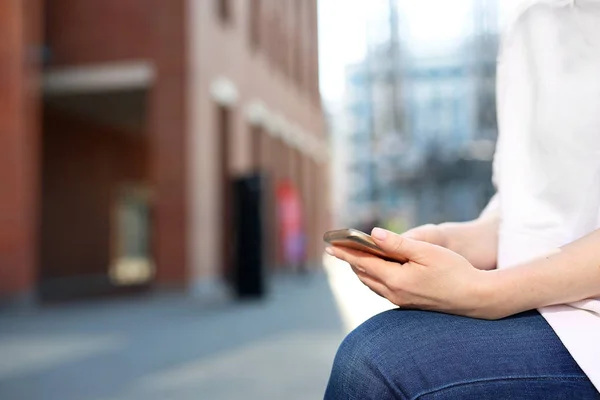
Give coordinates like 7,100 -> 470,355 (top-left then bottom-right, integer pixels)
44,0 -> 189,287
40,110 -> 148,282
0,0 -> 43,298
1,0 -> 188,298
46,0 -> 152,66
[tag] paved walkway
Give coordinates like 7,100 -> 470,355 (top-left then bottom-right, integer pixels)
0,273 -> 348,400
0,258 -> 394,400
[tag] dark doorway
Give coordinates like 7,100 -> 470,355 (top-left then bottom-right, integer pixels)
39,90 -> 152,301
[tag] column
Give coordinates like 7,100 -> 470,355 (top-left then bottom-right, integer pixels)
150,0 -> 188,287
0,0 -> 43,299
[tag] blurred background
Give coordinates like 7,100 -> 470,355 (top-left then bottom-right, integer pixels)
0,0 -> 523,399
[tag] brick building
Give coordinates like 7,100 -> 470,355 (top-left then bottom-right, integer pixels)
0,0 -> 328,303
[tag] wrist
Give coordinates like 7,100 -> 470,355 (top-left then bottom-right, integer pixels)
439,219 -> 498,271
438,222 -> 470,254
473,263 -> 551,320
471,270 -> 511,320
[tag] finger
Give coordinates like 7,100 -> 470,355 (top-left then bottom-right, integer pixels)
328,246 -> 398,282
327,246 -> 372,272
371,227 -> 448,264
328,245 -> 381,268
351,266 -> 392,300
350,264 -> 386,285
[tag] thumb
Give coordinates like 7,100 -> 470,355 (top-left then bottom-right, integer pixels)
371,227 -> 445,263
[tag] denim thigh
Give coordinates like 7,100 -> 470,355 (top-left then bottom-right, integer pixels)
325,309 -> 600,400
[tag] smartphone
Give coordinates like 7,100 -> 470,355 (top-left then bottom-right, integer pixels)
323,228 -> 399,261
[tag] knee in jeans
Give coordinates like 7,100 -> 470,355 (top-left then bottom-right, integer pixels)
335,316 -> 384,368
328,311 -> 397,390
326,310 -> 437,399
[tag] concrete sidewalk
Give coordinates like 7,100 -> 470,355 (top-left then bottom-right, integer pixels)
0,273 -> 346,400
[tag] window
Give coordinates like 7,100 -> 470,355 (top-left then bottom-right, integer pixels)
350,72 -> 366,87
109,186 -> 154,286
218,0 -> 232,23
265,3 -> 277,66
43,0 -> 53,65
308,1 -> 319,102
249,0 -> 261,48
274,2 -> 286,74
295,0 -> 304,88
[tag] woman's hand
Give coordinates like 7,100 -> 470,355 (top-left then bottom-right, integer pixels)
402,224 -> 449,247
326,227 -> 495,319
403,219 -> 499,271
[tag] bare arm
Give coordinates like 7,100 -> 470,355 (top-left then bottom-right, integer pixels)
439,209 -> 499,271
405,195 -> 500,271
482,228 -> 600,319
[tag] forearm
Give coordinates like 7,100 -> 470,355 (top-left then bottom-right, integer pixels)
481,229 -> 600,320
440,211 -> 499,271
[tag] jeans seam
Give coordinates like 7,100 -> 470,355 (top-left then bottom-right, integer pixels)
412,375 -> 591,400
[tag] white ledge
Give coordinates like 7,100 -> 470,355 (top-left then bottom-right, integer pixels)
43,61 -> 155,95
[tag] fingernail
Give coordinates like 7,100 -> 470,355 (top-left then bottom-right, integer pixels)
372,228 -> 387,240
325,247 -> 334,256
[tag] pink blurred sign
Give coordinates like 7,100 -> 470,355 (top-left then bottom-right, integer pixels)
276,180 -> 305,266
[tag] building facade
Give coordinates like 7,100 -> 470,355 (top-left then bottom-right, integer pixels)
0,0 -> 328,303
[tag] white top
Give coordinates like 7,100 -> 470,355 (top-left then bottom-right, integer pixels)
492,0 -> 600,390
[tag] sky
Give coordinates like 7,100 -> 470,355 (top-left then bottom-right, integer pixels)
318,0 -> 527,104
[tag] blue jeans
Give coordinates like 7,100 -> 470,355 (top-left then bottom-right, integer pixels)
325,309 -> 600,399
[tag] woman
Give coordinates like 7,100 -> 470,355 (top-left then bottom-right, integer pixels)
325,0 -> 600,398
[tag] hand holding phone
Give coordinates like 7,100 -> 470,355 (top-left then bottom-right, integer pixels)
323,228 -> 406,263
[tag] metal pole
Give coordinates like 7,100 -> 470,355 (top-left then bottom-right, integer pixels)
385,0 -> 402,221
365,19 -> 379,223
388,0 -> 402,137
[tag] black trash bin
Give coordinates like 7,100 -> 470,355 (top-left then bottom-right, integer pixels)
231,173 -> 267,298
